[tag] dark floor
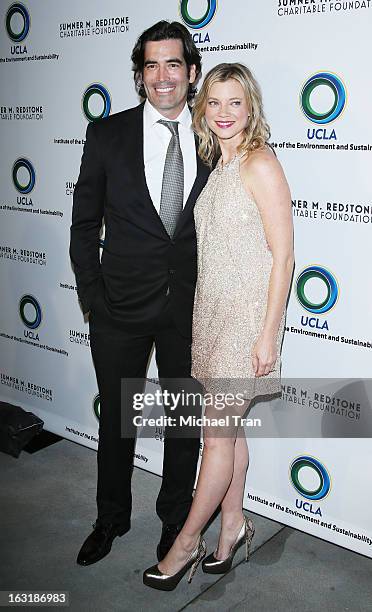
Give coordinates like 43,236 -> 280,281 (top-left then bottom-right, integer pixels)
0,438 -> 371,611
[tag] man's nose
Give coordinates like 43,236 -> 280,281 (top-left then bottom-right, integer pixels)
158,64 -> 170,82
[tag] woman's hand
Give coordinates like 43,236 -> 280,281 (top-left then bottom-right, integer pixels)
251,333 -> 277,377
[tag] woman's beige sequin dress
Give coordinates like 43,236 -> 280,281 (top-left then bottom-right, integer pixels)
191,154 -> 286,400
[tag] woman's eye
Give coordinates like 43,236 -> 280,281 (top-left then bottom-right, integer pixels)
232,101 -> 241,106
208,100 -> 217,106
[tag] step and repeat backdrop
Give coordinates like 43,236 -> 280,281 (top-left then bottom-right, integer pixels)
1,0 -> 371,556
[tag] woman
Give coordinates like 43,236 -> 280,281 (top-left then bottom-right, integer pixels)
143,63 -> 294,590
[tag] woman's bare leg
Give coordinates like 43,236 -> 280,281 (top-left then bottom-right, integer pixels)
158,401 -> 249,574
216,426 -> 249,559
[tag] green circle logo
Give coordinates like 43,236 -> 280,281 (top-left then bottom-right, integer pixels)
180,0 -> 217,29
19,294 -> 42,329
300,72 -> 346,124
12,157 -> 35,194
5,2 -> 30,42
296,265 -> 338,314
82,83 -> 111,122
290,455 -> 331,501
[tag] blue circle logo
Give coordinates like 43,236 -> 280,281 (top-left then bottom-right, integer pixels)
296,265 -> 339,314
12,158 -> 35,194
290,455 -> 331,501
19,294 -> 42,329
180,0 -> 217,29
82,84 -> 111,122
5,2 -> 30,42
300,72 -> 346,124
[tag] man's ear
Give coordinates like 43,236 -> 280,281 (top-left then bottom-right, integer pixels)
189,64 -> 197,84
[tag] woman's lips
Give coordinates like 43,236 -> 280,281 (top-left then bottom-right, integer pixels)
215,121 -> 234,128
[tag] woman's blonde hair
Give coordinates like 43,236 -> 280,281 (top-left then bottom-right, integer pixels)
192,63 -> 270,166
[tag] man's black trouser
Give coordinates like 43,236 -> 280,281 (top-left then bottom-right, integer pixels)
88,292 -> 201,530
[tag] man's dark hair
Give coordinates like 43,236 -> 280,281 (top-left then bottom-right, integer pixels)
131,20 -> 202,100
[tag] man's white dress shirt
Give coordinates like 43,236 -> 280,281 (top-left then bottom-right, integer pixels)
143,100 -> 197,213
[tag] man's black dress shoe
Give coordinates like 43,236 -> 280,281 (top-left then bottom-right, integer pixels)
157,523 -> 183,562
76,521 -> 130,566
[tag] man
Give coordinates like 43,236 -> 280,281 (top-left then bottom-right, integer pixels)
70,20 -> 209,566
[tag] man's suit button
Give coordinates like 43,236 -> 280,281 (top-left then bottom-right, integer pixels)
169,269 -> 175,274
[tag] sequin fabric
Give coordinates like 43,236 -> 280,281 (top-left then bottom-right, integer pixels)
191,155 -> 286,400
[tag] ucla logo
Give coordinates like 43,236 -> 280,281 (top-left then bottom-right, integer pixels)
296,265 -> 338,315
5,2 -> 30,42
93,394 -> 100,420
300,72 -> 346,125
180,0 -> 217,29
82,84 -> 111,122
19,294 -> 42,330
12,158 -> 35,194
290,455 -> 331,502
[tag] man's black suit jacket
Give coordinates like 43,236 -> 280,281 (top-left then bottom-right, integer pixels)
70,102 -> 210,337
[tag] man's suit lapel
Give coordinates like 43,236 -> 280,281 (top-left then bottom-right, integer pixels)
125,103 -> 209,241
173,138 -> 210,240
125,103 -> 169,240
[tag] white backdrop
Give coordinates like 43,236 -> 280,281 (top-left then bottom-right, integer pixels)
1,0 -> 371,557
